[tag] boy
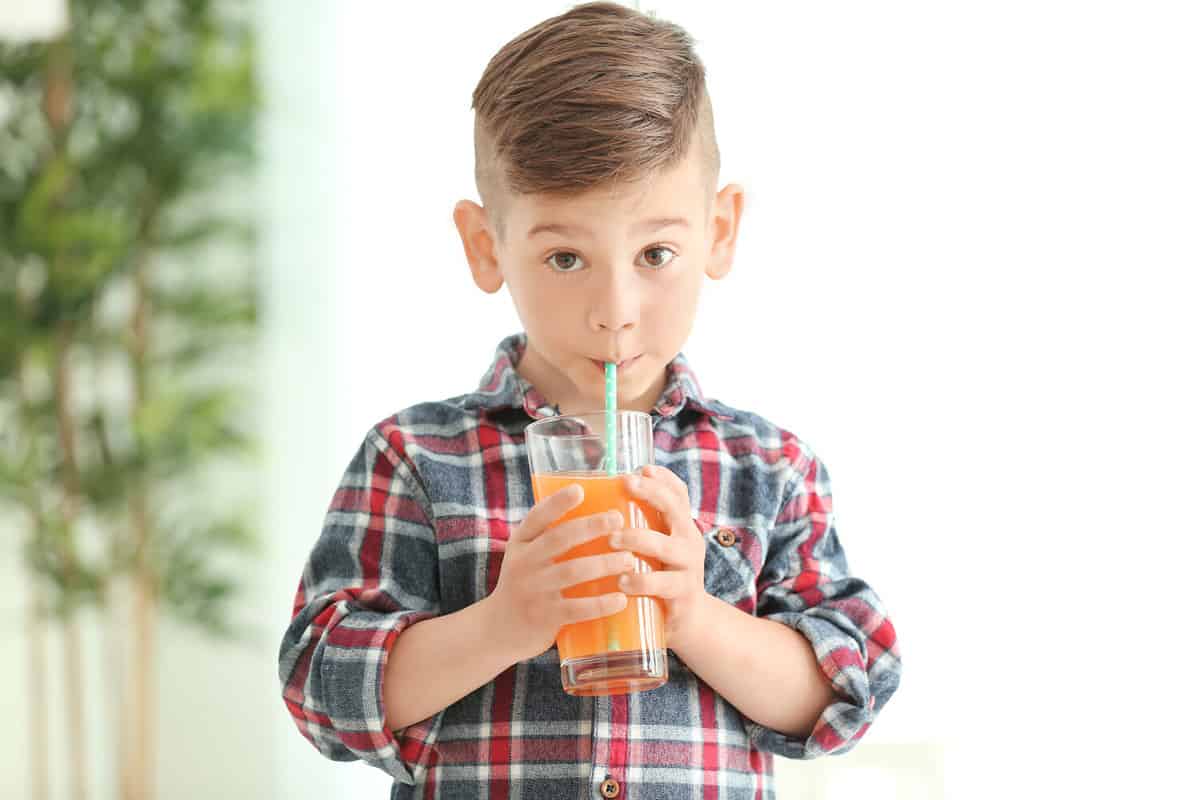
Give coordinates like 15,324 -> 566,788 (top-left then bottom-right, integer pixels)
278,3 -> 901,798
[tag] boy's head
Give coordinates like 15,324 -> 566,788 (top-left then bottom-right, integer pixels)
455,2 -> 744,415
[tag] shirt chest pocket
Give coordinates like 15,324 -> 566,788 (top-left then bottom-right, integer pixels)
696,518 -> 766,614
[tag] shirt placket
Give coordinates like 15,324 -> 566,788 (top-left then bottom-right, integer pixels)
589,694 -> 627,799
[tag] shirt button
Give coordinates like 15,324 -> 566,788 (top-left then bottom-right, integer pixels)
716,528 -> 737,547
600,777 -> 621,798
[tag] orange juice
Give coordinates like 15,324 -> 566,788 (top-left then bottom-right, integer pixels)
531,472 -> 668,671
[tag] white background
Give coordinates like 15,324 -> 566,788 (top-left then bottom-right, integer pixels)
323,2 -> 1199,797
321,3 -> 1200,796
2,1 -> 1197,798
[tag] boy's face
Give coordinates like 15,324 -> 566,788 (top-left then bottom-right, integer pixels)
454,142 -> 744,415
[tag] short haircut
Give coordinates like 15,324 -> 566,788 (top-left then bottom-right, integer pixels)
471,1 -> 720,235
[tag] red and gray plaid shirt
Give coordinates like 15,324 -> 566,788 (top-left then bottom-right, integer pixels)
279,334 -> 901,799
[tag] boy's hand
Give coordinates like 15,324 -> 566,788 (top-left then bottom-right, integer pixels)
488,484 -> 634,662
611,465 -> 709,645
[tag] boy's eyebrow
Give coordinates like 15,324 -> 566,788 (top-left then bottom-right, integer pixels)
526,217 -> 690,239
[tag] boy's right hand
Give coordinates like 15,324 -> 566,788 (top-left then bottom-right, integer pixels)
487,483 -> 633,661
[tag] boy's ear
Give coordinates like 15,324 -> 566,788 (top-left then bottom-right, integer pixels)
453,200 -> 504,293
706,183 -> 745,280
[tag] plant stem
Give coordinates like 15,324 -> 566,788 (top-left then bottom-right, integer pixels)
87,377 -> 134,800
108,577 -> 134,800
130,250 -> 157,800
133,565 -> 157,800
17,346 -> 51,800
28,568 -> 48,800
43,22 -> 88,798
64,614 -> 87,797
54,321 -> 88,800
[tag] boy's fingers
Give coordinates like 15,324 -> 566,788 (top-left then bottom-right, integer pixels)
619,570 -> 687,599
608,527 -> 679,565
513,483 -> 584,543
559,593 -> 628,625
537,510 -> 624,561
626,474 -> 691,533
545,551 -> 635,592
643,465 -> 689,503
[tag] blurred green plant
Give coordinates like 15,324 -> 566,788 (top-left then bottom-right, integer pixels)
0,2 -> 258,799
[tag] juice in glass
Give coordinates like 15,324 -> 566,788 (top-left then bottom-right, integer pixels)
526,411 -> 669,695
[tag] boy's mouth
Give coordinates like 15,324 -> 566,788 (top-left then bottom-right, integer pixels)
590,355 -> 641,373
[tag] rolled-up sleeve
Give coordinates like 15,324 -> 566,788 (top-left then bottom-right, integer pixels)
749,440 -> 902,759
277,423 -> 442,784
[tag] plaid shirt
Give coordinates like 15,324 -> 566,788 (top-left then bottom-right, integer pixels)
279,334 -> 901,800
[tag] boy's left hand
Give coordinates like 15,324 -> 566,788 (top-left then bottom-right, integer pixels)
610,465 -> 708,644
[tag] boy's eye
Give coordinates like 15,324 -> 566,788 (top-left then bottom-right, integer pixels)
546,252 -> 584,272
638,246 -> 676,270
545,247 -> 675,273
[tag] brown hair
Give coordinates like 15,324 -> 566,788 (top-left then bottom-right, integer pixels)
471,1 -> 719,231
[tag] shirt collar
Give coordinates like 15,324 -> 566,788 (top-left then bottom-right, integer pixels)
468,333 -> 732,422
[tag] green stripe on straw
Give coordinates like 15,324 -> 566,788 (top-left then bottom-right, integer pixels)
604,361 -> 620,652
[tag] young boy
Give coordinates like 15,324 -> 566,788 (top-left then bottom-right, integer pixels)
278,3 -> 901,798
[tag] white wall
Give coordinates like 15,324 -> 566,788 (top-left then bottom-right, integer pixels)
259,1 -> 347,798
323,2 -> 1198,798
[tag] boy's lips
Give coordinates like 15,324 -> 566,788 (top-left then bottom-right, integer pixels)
590,355 -> 642,372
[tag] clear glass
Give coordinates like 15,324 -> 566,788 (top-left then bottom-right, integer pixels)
526,410 -> 668,696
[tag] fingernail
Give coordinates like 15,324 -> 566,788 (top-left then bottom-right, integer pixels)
619,574 -> 631,588
609,533 -> 621,547
627,476 -> 641,490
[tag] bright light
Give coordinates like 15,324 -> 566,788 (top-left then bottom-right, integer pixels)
0,0 -> 68,42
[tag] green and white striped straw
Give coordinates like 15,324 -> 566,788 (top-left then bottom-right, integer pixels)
605,361 -> 621,652
605,362 -> 618,476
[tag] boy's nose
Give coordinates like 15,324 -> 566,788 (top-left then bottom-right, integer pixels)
589,268 -> 639,333
596,316 -> 635,332
590,288 -> 638,332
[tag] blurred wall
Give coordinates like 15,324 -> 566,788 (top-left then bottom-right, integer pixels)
258,0 -> 345,798
0,0 -> 340,798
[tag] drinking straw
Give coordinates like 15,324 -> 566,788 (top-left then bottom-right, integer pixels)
604,362 -> 621,652
605,362 -> 618,477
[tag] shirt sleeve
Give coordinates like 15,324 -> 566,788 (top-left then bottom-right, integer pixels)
748,439 -> 902,759
277,423 -> 442,784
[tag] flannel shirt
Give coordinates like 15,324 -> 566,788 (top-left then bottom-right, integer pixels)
278,333 -> 901,799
